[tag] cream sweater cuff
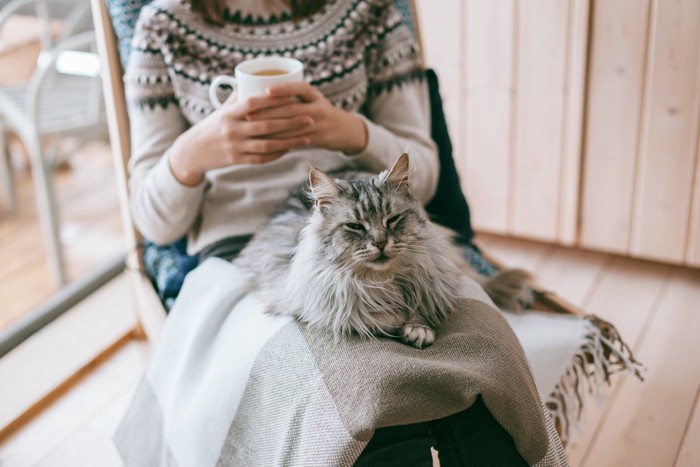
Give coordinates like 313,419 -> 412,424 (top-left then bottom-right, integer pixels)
152,152 -> 207,208
341,113 -> 397,171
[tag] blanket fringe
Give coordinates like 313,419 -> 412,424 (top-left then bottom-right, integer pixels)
545,315 -> 644,445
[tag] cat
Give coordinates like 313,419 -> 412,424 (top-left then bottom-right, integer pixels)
234,153 -> 531,348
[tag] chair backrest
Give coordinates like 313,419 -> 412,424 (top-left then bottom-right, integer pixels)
90,0 -> 139,267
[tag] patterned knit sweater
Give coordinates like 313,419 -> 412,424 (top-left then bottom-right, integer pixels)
126,0 -> 438,253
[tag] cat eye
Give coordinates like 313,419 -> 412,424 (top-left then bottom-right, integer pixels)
345,223 -> 366,231
387,215 -> 402,226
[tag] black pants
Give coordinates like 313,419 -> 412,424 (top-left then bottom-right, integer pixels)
354,396 -> 528,467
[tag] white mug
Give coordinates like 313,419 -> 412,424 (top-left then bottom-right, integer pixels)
208,57 -> 304,109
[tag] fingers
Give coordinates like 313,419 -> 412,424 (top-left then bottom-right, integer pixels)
242,136 -> 311,155
236,151 -> 288,165
232,137 -> 309,165
243,116 -> 313,137
265,126 -> 315,140
227,95 -> 297,117
266,82 -> 321,102
246,102 -> 308,121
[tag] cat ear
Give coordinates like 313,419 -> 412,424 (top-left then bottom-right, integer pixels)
309,167 -> 340,207
384,152 -> 410,192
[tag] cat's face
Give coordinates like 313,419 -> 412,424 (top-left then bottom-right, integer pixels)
308,154 -> 429,272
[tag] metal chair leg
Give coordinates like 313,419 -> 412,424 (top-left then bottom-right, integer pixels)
0,129 -> 16,214
21,127 -> 67,285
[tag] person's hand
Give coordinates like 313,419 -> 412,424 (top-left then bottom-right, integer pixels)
169,94 -> 314,186
247,82 -> 368,155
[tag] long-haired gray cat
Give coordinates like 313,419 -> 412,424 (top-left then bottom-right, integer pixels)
235,153 -> 530,348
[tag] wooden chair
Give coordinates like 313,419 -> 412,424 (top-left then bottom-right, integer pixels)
91,0 -> 165,341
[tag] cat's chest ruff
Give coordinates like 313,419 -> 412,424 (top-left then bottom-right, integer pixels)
350,275 -> 407,307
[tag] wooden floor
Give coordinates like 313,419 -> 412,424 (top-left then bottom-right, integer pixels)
1,232 -> 699,466
0,140 -> 125,330
477,236 -> 700,467
0,336 -> 149,466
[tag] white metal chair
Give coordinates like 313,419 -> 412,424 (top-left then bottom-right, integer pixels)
0,0 -> 106,285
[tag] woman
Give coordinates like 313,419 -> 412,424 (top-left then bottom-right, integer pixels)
126,0 -> 438,261
123,0 -> 542,464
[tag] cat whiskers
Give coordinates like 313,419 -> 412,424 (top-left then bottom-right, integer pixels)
391,242 -> 406,253
352,249 -> 388,263
352,249 -> 374,260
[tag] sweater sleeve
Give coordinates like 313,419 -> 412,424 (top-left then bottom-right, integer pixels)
124,6 -> 206,245
348,1 -> 439,204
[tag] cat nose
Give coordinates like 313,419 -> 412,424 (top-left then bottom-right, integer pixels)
373,240 -> 387,250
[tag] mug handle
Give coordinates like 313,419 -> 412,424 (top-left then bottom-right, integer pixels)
209,75 -> 237,109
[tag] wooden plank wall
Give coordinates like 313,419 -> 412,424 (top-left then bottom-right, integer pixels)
559,0 -> 590,245
583,0 -> 700,265
415,0 -> 463,165
579,0 -> 651,255
688,154 -> 700,266
461,0 -> 514,233
511,0 -> 571,242
415,0 -> 589,245
415,0 -> 700,267
629,0 -> 700,264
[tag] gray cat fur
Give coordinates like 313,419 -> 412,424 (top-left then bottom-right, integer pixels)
235,153 -> 530,348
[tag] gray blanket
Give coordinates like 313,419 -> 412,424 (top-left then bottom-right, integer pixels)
115,258 -> 567,466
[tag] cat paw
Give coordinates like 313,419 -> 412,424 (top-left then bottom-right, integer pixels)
401,325 -> 435,349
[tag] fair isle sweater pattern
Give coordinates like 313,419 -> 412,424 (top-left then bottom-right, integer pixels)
127,0 -> 424,120
125,0 -> 439,253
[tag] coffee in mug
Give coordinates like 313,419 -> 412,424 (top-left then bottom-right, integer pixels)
209,57 -> 303,108
253,69 -> 288,76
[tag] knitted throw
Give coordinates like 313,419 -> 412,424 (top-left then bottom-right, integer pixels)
114,258 -> 568,466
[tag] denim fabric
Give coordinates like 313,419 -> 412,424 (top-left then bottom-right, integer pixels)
106,0 -> 150,67
142,239 -> 198,309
